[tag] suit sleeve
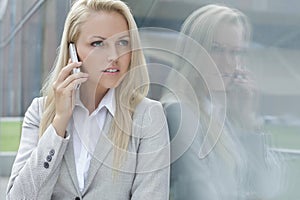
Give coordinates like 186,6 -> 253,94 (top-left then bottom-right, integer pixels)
130,100 -> 170,200
6,97 -> 70,199
164,102 -> 220,200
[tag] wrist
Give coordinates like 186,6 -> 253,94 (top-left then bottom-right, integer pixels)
52,115 -> 69,138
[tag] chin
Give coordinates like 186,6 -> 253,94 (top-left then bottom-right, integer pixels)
99,81 -> 120,90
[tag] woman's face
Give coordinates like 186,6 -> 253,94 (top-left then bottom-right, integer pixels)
210,22 -> 246,85
76,11 -> 131,90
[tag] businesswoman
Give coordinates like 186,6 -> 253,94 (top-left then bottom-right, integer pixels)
6,0 -> 170,199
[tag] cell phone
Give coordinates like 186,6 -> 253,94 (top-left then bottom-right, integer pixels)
69,43 -> 81,74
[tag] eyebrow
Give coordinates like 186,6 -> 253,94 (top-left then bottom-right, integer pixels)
90,34 -> 130,40
119,35 -> 130,39
90,36 -> 107,40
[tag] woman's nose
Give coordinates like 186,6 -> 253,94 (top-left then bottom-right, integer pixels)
223,51 -> 241,71
107,45 -> 118,62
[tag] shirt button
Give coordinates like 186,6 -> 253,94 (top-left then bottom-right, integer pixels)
75,197 -> 80,200
44,162 -> 49,169
49,149 -> 55,156
46,155 -> 52,162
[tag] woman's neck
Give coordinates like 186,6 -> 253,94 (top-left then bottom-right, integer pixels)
79,82 -> 108,114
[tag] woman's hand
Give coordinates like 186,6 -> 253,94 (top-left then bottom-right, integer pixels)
227,69 -> 257,101
52,60 -> 89,137
226,69 -> 259,129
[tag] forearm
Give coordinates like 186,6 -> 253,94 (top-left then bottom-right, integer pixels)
6,124 -> 69,199
52,115 -> 70,138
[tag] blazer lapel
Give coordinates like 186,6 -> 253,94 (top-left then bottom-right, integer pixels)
63,120 -> 81,193
83,112 -> 114,194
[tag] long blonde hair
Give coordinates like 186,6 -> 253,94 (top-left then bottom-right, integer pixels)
181,4 -> 251,52
39,0 -> 149,168
162,4 -> 249,170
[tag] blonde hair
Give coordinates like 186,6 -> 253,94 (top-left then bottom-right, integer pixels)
40,0 -> 149,169
162,4 -> 249,170
181,4 -> 251,52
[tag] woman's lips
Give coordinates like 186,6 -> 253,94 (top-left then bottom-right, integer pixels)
102,67 -> 120,74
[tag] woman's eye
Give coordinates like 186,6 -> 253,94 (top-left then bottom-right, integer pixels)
91,41 -> 104,47
118,39 -> 129,46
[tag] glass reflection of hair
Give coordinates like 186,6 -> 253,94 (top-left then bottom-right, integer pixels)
161,4 -> 246,175
162,4 -> 285,199
181,3 -> 250,66
181,4 -> 260,130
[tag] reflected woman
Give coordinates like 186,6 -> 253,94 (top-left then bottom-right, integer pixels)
161,4 -> 284,200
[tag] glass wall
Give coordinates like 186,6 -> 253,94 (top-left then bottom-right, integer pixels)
123,0 -> 300,199
0,0 -> 299,199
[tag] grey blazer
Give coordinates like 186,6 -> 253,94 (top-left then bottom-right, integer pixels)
6,97 -> 170,200
164,101 -> 284,200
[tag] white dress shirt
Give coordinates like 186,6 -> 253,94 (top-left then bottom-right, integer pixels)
72,89 -> 115,193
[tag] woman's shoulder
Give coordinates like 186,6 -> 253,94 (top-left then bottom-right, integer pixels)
29,96 -> 45,110
133,97 -> 165,123
24,97 -> 45,120
32,96 -> 45,105
135,97 -> 163,112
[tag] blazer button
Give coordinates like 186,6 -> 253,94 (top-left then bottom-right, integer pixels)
44,162 -> 49,169
46,155 -> 52,162
49,149 -> 55,156
75,197 -> 80,200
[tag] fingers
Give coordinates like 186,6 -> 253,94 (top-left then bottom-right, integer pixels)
234,68 -> 257,81
57,62 -> 82,83
53,62 -> 89,93
53,75 -> 88,94
60,72 -> 88,88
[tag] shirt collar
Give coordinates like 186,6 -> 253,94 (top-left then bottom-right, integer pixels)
98,88 -> 116,117
75,88 -> 116,117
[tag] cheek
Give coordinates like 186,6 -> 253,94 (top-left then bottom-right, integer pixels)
211,54 -> 224,71
77,45 -> 106,64
120,53 -> 131,71
82,51 -> 108,73
76,45 -> 90,62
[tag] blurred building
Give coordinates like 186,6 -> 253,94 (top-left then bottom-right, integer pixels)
0,0 -> 300,119
0,0 -> 71,116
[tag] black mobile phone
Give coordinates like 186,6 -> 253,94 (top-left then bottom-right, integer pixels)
69,43 -> 81,74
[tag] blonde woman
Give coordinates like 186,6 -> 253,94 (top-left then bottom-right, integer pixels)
180,3 -> 257,130
161,4 -> 284,200
6,0 -> 169,199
